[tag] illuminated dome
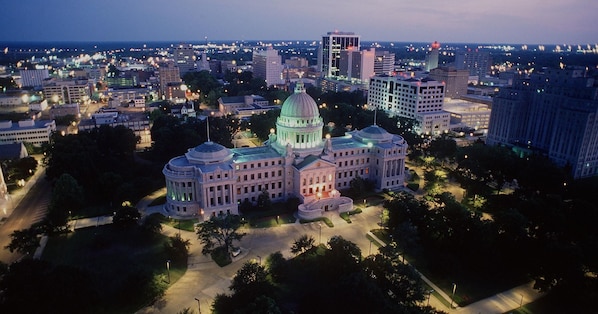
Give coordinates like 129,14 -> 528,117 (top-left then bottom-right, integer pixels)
280,82 -> 320,120
185,141 -> 233,164
274,81 -> 324,155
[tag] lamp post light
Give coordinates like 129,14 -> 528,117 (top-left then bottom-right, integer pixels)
166,260 -> 171,283
427,289 -> 433,306
450,283 -> 457,309
276,215 -> 280,225
195,297 -> 201,314
318,222 -> 322,244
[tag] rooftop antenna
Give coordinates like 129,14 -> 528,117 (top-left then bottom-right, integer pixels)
206,116 -> 211,142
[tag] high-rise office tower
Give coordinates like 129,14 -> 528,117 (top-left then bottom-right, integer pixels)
368,75 -> 450,135
252,46 -> 284,86
455,49 -> 492,79
174,44 -> 196,76
487,68 -> 598,179
374,50 -> 395,76
319,31 -> 360,78
425,41 -> 440,72
339,47 -> 375,83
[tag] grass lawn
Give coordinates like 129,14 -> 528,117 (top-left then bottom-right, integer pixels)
242,202 -> 297,228
155,214 -> 198,232
42,224 -> 186,313
370,227 -> 528,308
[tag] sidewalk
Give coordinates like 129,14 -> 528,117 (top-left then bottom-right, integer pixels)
1,156 -> 45,218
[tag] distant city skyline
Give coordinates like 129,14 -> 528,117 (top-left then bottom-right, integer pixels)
2,0 -> 596,44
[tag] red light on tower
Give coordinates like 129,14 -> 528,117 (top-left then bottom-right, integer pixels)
431,41 -> 440,49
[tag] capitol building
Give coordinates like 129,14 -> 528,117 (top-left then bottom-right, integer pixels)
163,82 -> 408,221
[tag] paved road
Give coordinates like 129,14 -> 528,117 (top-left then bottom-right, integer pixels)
137,204 -> 385,314
0,168 -> 50,264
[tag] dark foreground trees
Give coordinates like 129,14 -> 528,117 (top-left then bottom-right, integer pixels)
211,236 -> 444,314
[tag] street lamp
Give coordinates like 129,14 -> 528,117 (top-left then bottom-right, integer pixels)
450,283 -> 457,309
195,297 -> 201,314
427,289 -> 434,306
318,222 -> 322,244
166,260 -> 171,283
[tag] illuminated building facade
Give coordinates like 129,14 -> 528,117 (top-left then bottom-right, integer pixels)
487,68 -> 598,179
163,82 -> 407,220
252,46 -> 284,86
42,78 -> 91,104
319,31 -> 360,78
174,44 -> 196,75
425,41 -> 440,72
368,75 -> 450,135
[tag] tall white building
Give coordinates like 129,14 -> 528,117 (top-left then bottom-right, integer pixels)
20,69 -> 49,88
425,41 -> 440,72
252,46 -> 284,86
163,82 -> 408,220
368,75 -> 450,135
339,47 -> 375,83
319,31 -> 360,78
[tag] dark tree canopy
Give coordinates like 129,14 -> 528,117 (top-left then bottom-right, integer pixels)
196,214 -> 246,257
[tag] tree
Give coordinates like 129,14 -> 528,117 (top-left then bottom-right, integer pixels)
256,189 -> 272,210
322,236 -> 362,279
112,205 -> 141,227
5,227 -> 40,255
266,251 -> 287,283
229,261 -> 272,298
362,253 -> 427,308
248,109 -> 279,141
141,213 -> 163,236
290,234 -> 315,258
51,173 -> 84,216
164,234 -> 191,266
196,214 -> 246,258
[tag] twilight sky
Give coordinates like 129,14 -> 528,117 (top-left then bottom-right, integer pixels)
2,0 -> 596,44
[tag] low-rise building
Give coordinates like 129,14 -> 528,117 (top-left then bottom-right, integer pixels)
218,95 -> 279,118
0,119 -> 56,146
